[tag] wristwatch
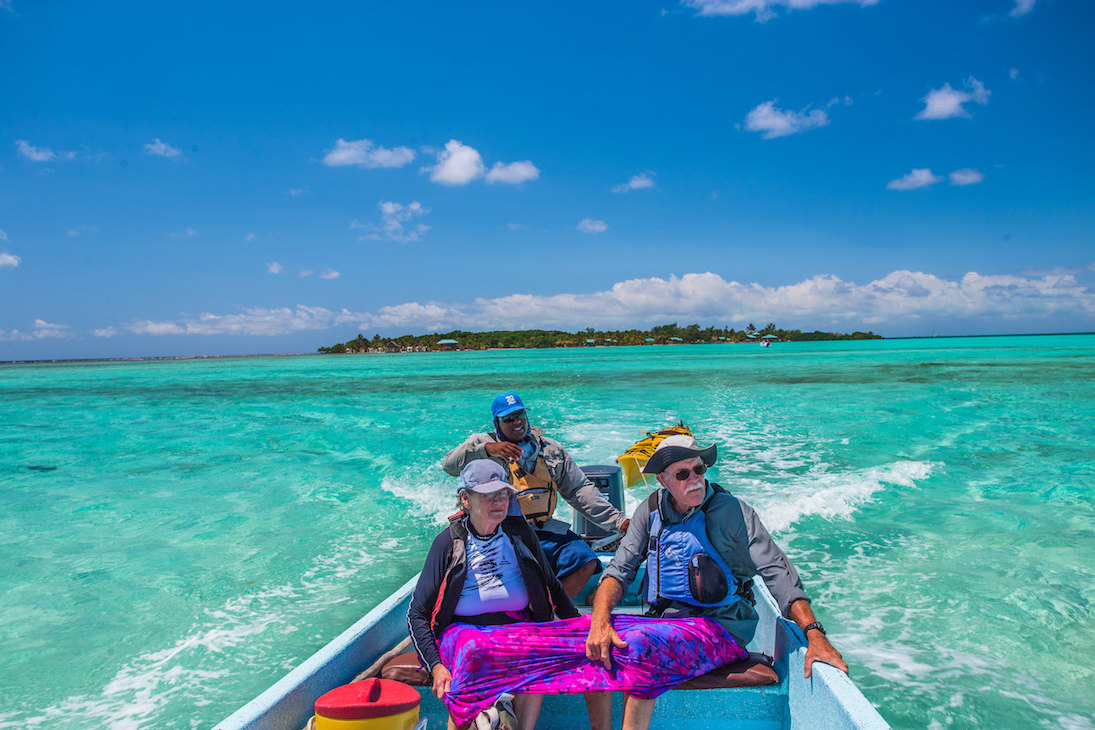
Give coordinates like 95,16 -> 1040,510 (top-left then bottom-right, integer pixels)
802,621 -> 826,636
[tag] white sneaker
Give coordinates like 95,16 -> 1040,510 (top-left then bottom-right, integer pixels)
494,693 -> 517,730
473,706 -> 499,730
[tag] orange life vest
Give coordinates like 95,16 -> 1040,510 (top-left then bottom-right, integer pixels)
507,458 -> 557,526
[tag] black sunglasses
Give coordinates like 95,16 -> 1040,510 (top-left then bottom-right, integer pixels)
500,411 -> 527,423
672,464 -> 707,482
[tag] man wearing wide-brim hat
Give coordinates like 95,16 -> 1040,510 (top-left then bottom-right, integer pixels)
585,434 -> 848,729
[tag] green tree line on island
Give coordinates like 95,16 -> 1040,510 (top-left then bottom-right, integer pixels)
317,323 -> 881,353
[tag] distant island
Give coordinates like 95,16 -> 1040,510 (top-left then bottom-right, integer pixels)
317,322 -> 881,353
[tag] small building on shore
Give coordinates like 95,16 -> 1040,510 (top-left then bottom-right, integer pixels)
436,339 -> 459,351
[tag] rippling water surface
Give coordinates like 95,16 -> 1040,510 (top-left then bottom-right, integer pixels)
1,336 -> 1092,729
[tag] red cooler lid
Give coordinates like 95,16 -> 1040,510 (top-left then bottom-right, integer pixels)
316,678 -> 421,720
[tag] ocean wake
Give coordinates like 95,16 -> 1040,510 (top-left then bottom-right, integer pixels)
0,532 -> 384,730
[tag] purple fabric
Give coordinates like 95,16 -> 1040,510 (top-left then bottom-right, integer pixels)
438,613 -> 747,726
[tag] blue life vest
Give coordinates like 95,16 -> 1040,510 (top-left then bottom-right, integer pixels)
646,498 -> 740,609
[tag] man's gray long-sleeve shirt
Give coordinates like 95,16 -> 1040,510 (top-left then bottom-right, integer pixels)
443,428 -> 626,533
602,482 -> 809,644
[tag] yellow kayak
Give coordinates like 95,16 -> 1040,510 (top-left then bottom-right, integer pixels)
615,421 -> 693,487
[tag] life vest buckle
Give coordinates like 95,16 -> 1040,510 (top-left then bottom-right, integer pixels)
735,579 -> 755,606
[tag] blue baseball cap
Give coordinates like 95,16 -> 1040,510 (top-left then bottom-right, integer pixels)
458,460 -> 517,494
491,392 -> 526,419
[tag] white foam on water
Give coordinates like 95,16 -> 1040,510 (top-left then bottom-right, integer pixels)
745,459 -> 936,534
807,527 -> 1095,730
1058,715 -> 1095,730
694,396 -> 939,533
3,532 -> 385,729
380,473 -> 460,526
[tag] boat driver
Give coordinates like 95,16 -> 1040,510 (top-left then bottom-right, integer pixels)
585,434 -> 848,728
442,392 -> 629,599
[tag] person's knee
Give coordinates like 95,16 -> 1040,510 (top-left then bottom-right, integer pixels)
622,695 -> 657,730
560,561 -> 597,599
575,559 -> 598,578
584,691 -> 613,730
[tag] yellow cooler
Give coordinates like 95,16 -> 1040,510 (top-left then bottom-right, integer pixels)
314,678 -> 421,730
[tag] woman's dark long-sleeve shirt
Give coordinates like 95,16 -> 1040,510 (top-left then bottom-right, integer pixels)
407,514 -> 578,671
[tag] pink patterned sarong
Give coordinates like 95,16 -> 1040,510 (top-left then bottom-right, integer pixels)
438,613 -> 747,726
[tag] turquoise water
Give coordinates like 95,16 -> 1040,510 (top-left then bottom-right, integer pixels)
1,336 -> 1093,729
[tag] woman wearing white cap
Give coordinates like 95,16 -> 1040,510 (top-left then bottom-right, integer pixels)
408,459 -> 577,730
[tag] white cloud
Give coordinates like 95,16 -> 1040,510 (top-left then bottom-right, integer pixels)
112,267 -> 1094,338
1010,0 -> 1036,17
419,140 -> 539,186
744,100 -> 829,139
352,201 -> 430,242
246,231 -> 256,242
15,140 -> 75,162
126,320 -> 187,336
612,172 -> 656,193
93,327 -> 118,338
577,218 -> 609,234
427,140 -> 486,185
143,138 -> 181,158
915,77 -> 990,120
124,306 -> 346,337
485,160 -> 540,185
684,0 -> 879,22
0,228 -> 7,241
287,186 -> 311,196
322,138 -> 415,168
166,228 -> 199,239
299,269 -> 314,278
319,269 -> 341,280
967,77 -> 990,104
949,168 -> 985,186
1009,68 -> 1020,81
0,252 -> 19,268
0,319 -> 73,341
66,225 -> 99,237
887,168 -> 942,191
267,261 -> 283,274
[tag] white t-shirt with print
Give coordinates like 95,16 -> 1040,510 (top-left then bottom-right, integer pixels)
454,527 -> 530,616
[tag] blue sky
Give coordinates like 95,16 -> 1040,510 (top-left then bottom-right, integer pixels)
2,0 -> 1092,359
